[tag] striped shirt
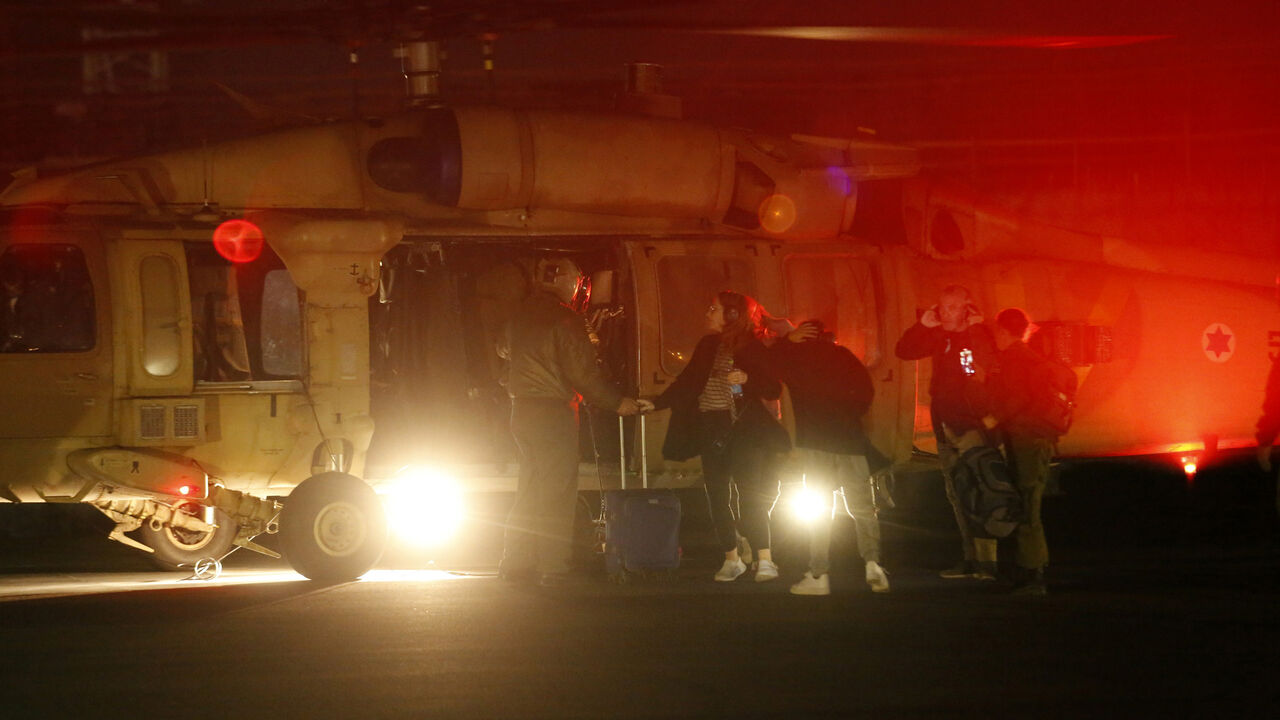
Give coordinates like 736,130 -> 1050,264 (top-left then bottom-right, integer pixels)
698,343 -> 736,414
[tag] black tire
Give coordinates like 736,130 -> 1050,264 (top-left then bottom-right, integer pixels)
279,472 -> 387,583
136,500 -> 238,570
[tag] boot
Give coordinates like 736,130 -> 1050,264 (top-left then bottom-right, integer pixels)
973,538 -> 999,581
1011,566 -> 1047,596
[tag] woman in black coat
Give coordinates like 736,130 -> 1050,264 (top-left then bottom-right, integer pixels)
653,290 -> 791,582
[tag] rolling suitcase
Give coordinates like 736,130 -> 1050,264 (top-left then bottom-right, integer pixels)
604,414 -> 681,582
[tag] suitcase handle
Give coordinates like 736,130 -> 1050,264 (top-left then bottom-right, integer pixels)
618,414 -> 648,490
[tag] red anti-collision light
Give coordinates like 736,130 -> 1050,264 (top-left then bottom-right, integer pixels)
178,485 -> 192,496
212,219 -> 264,263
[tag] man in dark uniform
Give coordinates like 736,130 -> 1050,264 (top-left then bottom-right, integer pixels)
895,284 -> 998,580
500,256 -> 649,586
982,308 -> 1056,596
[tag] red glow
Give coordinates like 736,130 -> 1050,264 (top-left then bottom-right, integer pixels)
178,485 -> 191,496
1181,456 -> 1198,480
212,219 -> 264,264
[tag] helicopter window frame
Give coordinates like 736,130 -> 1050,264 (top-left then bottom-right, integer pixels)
0,243 -> 96,355
655,255 -> 757,377
184,241 -> 306,388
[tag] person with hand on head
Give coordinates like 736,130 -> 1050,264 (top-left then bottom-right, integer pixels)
651,290 -> 790,583
772,319 -> 889,596
499,256 -> 652,587
895,284 -> 999,580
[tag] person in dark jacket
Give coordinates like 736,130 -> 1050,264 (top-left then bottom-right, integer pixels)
894,284 -> 999,580
1254,354 -> 1280,523
500,257 -> 649,586
982,308 -> 1055,596
653,290 -> 790,582
772,320 -> 889,595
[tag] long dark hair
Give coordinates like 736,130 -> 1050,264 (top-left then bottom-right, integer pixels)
718,290 -> 764,353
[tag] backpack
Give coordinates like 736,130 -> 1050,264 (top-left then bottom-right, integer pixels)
1028,355 -> 1078,437
951,445 -> 1024,539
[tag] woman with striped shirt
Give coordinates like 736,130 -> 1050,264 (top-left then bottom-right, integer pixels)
653,291 -> 791,582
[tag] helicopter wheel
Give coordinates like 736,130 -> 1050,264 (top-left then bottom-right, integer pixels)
136,500 -> 237,571
279,472 -> 387,583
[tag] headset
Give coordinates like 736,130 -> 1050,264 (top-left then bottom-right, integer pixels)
719,292 -> 742,324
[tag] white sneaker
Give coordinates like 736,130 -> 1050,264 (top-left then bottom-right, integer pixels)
754,559 -> 780,583
866,561 -> 890,593
714,558 -> 748,582
790,571 -> 830,596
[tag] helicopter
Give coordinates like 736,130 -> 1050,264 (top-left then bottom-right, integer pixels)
1,2 -> 1275,581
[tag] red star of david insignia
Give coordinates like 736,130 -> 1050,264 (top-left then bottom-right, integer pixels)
1205,326 -> 1233,358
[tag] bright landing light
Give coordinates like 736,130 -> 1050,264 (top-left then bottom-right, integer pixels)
791,483 -> 829,525
382,467 -> 466,548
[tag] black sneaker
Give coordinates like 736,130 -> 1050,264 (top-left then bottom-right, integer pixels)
1010,568 -> 1047,596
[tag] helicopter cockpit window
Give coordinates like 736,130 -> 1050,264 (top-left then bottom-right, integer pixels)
260,269 -> 304,377
656,256 -> 756,376
0,244 -> 95,354
783,256 -> 881,367
185,242 -> 303,383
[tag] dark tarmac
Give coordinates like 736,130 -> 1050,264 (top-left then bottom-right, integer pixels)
2,461 -> 1278,718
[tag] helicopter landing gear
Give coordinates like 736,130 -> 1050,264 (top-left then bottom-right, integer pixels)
134,500 -> 238,571
278,472 -> 387,583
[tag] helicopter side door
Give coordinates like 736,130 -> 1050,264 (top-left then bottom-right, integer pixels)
625,238 -> 772,478
0,231 -> 112,440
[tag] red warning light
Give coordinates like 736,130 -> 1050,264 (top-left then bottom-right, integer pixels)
212,219 -> 264,264
178,485 -> 192,496
1180,456 -> 1198,481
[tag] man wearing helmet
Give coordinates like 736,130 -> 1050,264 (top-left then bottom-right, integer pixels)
500,256 -> 650,586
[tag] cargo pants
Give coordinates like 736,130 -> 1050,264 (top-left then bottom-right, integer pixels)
504,398 -> 580,575
1006,434 -> 1053,570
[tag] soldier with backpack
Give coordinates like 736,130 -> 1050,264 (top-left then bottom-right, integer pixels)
982,308 -> 1070,596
